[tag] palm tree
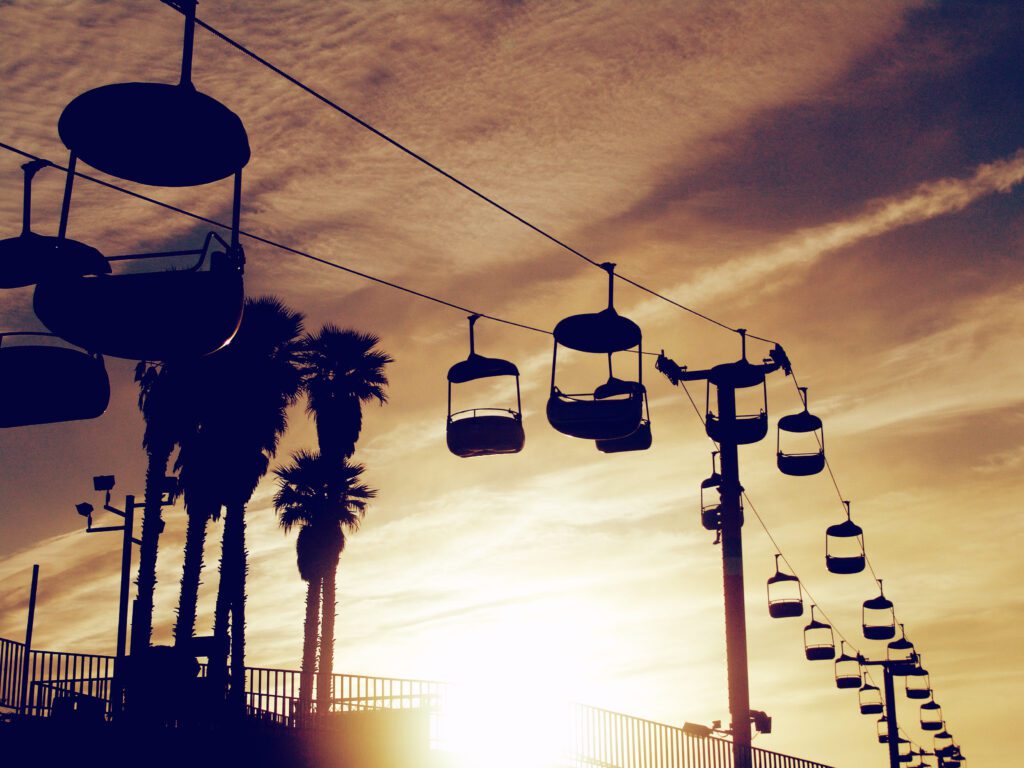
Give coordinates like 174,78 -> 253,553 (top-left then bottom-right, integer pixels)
297,326 -> 390,709
200,296 -> 305,705
299,326 -> 392,463
274,451 -> 375,714
172,425 -> 222,647
132,362 -> 186,654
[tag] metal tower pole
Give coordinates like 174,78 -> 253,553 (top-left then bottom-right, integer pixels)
883,663 -> 900,768
717,384 -> 752,767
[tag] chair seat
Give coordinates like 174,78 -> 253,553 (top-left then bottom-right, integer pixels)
34,269 -> 243,361
0,345 -> 109,427
59,82 -> 250,186
595,421 -> 652,453
707,413 -> 768,444
447,414 -> 524,458
769,600 -> 804,619
0,233 -> 109,289
778,451 -> 825,476
826,554 -> 866,574
863,625 -> 897,641
836,676 -> 861,690
805,646 -> 836,661
547,390 -> 641,440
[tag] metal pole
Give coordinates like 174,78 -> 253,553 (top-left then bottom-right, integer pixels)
112,495 -> 135,717
19,564 -> 39,716
883,663 -> 900,768
717,384 -> 752,768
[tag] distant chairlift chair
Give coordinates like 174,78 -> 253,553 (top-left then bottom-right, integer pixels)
825,500 -> 866,574
776,386 -> 825,476
766,554 -> 804,618
446,315 -> 525,458
862,579 -> 897,641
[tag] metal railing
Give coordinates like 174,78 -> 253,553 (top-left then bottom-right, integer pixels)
0,637 -> 830,768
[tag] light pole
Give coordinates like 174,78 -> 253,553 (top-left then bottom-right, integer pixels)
76,474 -> 140,717
657,332 -> 789,768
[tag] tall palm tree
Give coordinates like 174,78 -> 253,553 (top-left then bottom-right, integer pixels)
201,296 -> 305,705
298,326 -> 391,706
172,425 -> 222,647
299,326 -> 392,463
132,362 -> 186,654
274,451 -> 375,714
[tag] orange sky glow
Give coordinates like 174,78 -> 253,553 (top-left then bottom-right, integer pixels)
1,2 -> 1022,766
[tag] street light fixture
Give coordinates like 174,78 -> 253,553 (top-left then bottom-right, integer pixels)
76,474 -> 139,718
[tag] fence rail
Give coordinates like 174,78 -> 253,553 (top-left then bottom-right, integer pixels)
0,637 -> 830,768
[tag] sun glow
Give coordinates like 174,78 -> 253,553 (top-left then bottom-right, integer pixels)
426,600 -> 604,767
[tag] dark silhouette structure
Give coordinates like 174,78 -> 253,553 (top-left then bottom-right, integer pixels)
775,386 -> 825,476
446,314 -> 524,458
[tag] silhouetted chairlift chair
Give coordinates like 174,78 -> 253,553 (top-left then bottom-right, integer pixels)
446,314 -> 524,458
0,332 -> 110,428
897,738 -> 913,762
0,160 -> 109,289
56,0 -> 250,188
766,554 -> 804,618
34,231 -> 244,361
858,682 -> 884,715
876,714 -> 889,743
905,661 -> 932,700
933,729 -> 954,757
700,452 -> 723,532
803,606 -> 836,660
862,579 -> 897,640
887,624 -> 916,675
825,500 -> 866,574
547,263 -> 645,441
920,699 -> 942,731
776,386 -> 825,476
705,330 -> 768,445
835,642 -> 862,690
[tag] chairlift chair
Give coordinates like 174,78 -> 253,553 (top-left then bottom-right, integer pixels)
905,662 -> 932,700
858,683 -> 883,715
825,500 -> 866,574
920,699 -> 942,731
777,386 -> 825,476
897,739 -> 913,762
446,315 -> 525,458
863,579 -> 897,640
887,624 -> 916,675
0,160 -> 109,289
700,453 -> 723,531
547,264 -> 645,441
766,554 -> 804,618
0,332 -> 109,428
705,330 -> 768,445
876,715 -> 889,743
835,642 -> 862,690
56,1 -> 249,188
803,606 -> 836,660
933,727 -> 954,755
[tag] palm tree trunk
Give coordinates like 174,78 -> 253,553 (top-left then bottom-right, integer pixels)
317,566 -> 337,715
173,505 -> 213,646
299,575 -> 320,715
132,445 -> 171,655
210,500 -> 238,705
228,502 -> 248,711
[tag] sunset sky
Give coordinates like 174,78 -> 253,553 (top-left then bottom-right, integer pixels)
1,1 -> 1021,765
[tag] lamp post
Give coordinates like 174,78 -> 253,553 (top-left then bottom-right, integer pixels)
76,474 -> 140,717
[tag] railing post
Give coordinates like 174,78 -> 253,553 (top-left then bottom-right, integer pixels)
19,564 -> 39,716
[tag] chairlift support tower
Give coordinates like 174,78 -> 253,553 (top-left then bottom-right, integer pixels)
858,651 -> 919,768
657,330 -> 788,768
